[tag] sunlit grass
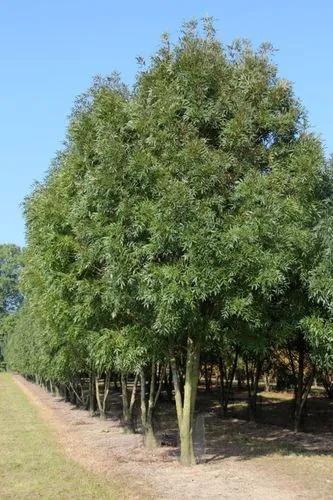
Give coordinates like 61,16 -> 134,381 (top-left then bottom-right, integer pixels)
0,373 -> 116,499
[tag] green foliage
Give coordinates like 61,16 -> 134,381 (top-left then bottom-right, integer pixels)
4,20 -> 333,433
0,244 -> 23,365
0,244 -> 22,318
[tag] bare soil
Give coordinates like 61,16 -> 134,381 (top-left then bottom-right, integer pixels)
13,375 -> 333,499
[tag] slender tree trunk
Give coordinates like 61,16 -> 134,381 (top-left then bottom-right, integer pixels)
129,372 -> 139,419
288,345 -> 297,398
219,357 -> 226,415
250,360 -> 262,420
171,337 -> 200,466
89,371 -> 97,415
265,371 -> 272,392
103,372 -> 111,412
294,338 -> 305,431
69,381 -> 85,407
220,349 -> 239,417
95,374 -> 110,420
294,368 -> 315,432
140,362 -> 165,449
322,371 -> 333,399
121,372 -> 132,432
65,385 -> 71,403
140,369 -> 147,429
69,385 -> 77,405
245,357 -> 262,421
145,361 -> 157,448
204,363 -> 209,392
95,376 -> 103,418
166,364 -> 173,401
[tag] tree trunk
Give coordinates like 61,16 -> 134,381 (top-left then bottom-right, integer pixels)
204,362 -> 212,392
95,373 -> 110,420
121,372 -> 132,431
294,338 -> 305,431
129,372 -> 139,419
265,372 -> 272,392
171,337 -> 200,466
140,369 -> 147,430
220,348 -> 239,417
140,362 -> 165,449
89,371 -> 97,415
322,371 -> 333,399
69,385 -> 77,405
65,385 -> 71,403
166,364 -> 173,402
245,357 -> 262,421
294,368 -> 315,432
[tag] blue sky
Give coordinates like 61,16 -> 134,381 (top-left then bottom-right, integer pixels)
1,0 -> 332,246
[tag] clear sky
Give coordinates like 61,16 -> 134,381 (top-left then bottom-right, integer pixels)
1,0 -> 332,246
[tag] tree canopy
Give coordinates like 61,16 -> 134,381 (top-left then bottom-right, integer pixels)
4,19 -> 333,465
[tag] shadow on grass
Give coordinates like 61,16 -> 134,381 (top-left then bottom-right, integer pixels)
202,413 -> 333,464
48,383 -> 333,465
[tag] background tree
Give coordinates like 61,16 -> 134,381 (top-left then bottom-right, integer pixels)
0,244 -> 23,368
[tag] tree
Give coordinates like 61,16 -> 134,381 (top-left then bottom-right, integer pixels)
0,244 -> 23,366
123,19 -> 326,463
5,19 -> 331,467
0,244 -> 22,317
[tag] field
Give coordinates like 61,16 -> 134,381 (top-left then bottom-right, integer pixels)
0,373 -> 120,499
1,372 -> 333,499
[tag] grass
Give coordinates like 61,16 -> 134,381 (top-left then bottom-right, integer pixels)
0,373 -> 116,499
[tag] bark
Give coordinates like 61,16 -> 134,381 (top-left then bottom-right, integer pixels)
322,371 -> 333,399
146,361 -> 157,448
95,372 -> 111,419
69,385 -> 77,405
264,372 -> 273,392
140,362 -> 165,449
219,348 -> 239,417
129,372 -> 139,418
245,357 -> 262,421
69,381 -> 85,407
89,371 -> 97,415
121,372 -> 131,431
171,337 -> 200,466
204,362 -> 212,392
120,372 -> 139,432
154,364 -> 165,409
140,369 -> 147,429
171,357 -> 183,430
291,336 -> 315,432
95,376 -> 104,419
219,357 -> 226,412
65,385 -> 71,403
165,364 -> 173,402
294,368 -> 315,432
288,346 -> 297,395
294,338 -> 305,427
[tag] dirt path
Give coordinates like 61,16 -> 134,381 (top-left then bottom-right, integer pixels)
12,375 -> 333,499
0,373 -> 119,499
